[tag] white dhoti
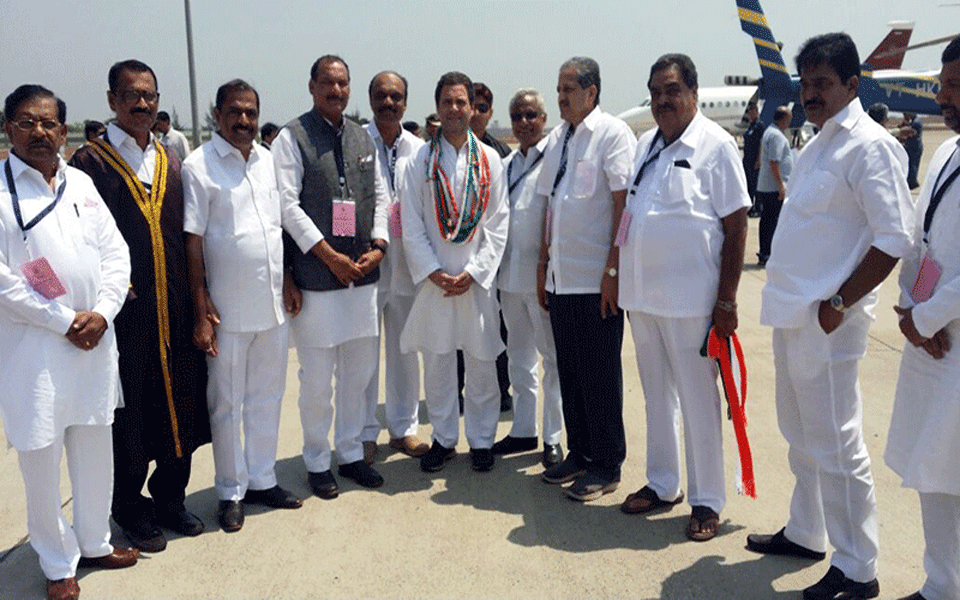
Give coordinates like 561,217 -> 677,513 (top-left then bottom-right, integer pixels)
362,292 -> 422,441
629,311 -> 725,513
207,323 -> 289,500
500,291 -> 562,445
17,425 -> 114,580
422,350 -> 499,450
774,306 -> 878,582
918,492 -> 960,600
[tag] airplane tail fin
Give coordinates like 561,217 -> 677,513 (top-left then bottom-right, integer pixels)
864,22 -> 914,70
737,0 -> 793,101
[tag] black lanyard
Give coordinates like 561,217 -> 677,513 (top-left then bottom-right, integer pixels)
924,147 -> 960,242
5,159 -> 66,241
629,130 -> 667,196
508,151 -> 544,194
382,138 -> 399,193
550,124 -> 576,197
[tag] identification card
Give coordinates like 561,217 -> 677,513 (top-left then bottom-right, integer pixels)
389,201 -> 402,238
332,199 -> 356,237
21,257 -> 66,299
912,252 -> 943,303
614,210 -> 632,247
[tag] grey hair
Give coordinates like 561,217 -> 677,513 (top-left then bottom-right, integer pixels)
509,88 -> 546,114
559,57 -> 601,105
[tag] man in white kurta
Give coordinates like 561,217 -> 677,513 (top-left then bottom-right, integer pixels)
1,86 -> 135,600
493,88 -> 564,468
618,55 -> 749,543
885,39 -> 960,600
399,72 -> 508,473
361,71 -> 428,461
748,34 -> 914,599
183,81 -> 302,534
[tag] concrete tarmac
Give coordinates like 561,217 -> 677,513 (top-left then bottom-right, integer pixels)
1,127 -> 954,599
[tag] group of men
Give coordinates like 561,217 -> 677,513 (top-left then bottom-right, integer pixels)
2,32 -> 960,600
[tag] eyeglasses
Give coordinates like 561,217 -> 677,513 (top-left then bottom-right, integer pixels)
12,118 -> 61,132
474,102 -> 490,113
510,111 -> 541,122
113,89 -> 160,104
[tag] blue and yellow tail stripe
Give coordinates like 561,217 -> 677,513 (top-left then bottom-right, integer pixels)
737,0 -> 789,75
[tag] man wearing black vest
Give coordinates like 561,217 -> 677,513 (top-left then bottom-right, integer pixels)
272,55 -> 389,498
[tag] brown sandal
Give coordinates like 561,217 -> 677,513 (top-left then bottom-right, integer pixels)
685,505 -> 720,542
620,485 -> 684,514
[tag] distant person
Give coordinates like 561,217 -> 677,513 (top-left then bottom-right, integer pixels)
424,113 -> 440,140
867,102 -> 888,125
84,120 -> 105,143
756,105 -> 793,266
399,71 -> 509,473
492,88 -> 564,468
900,111 -> 923,189
748,33 -> 913,600
182,79 -> 303,534
742,102 -> 764,217
153,110 -> 191,162
2,83 -> 137,600
617,54 -> 749,542
259,122 -> 279,149
885,36 -> 960,600
402,120 -> 420,137
361,71 -> 429,462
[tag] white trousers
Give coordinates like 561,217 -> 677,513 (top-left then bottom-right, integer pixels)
362,293 -> 422,441
773,308 -> 879,583
422,350 -> 499,449
500,291 -> 563,444
297,337 -> 377,472
17,425 -> 113,580
919,492 -> 960,600
629,311 -> 725,513
207,323 -> 289,500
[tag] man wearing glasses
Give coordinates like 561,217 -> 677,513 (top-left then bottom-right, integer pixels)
70,59 -> 211,554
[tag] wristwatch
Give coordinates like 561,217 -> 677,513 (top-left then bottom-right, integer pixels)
371,240 -> 388,255
828,293 -> 846,313
606,267 -> 618,278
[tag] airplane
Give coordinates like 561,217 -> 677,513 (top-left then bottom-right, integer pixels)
736,0 -> 943,128
616,21 -> 915,135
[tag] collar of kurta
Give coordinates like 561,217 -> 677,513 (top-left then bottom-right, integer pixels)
212,131 -> 254,163
107,121 -> 156,153
6,152 -> 68,190
821,97 -> 864,135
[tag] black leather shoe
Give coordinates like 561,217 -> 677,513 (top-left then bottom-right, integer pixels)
307,470 -> 339,500
157,505 -> 204,537
420,441 -> 457,472
746,527 -> 826,560
542,443 -> 563,468
243,485 -> 303,509
216,501 -> 244,533
491,435 -> 538,455
470,448 -> 495,472
337,460 -> 385,488
803,566 -> 879,600
117,515 -> 167,553
895,593 -> 926,600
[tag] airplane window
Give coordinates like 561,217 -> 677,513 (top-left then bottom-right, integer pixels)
709,102 -> 714,108
701,102 -> 706,108
726,101 -> 730,107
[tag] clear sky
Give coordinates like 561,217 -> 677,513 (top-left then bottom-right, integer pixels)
0,0 -> 955,130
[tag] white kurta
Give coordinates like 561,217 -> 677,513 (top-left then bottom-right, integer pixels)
0,155 -> 130,451
886,135 -> 960,495
399,135 -> 509,361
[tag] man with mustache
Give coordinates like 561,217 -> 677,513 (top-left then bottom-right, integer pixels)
748,34 -> 914,600
535,57 -> 636,501
70,59 -> 211,553
617,54 -> 749,543
360,70 -> 429,462
182,79 -> 303,533
1,84 -> 137,600
885,36 -> 960,600
272,55 -> 388,497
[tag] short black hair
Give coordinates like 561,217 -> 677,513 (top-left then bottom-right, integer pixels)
368,71 -> 409,101
260,122 -> 279,139
648,54 -> 698,90
472,82 -> 493,105
560,57 -> 601,105
215,79 -> 259,110
867,102 -> 889,124
310,55 -> 350,82
773,105 -> 792,123
795,33 -> 860,85
4,84 -> 66,124
156,111 -> 170,122
108,59 -> 158,92
85,120 -> 105,138
944,36 -> 960,63
402,121 -> 419,133
434,72 -> 474,106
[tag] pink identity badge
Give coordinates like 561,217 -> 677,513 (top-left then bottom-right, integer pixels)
912,253 -> 943,303
614,210 -> 632,247
20,257 -> 66,299
332,199 -> 356,237
389,201 -> 402,238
